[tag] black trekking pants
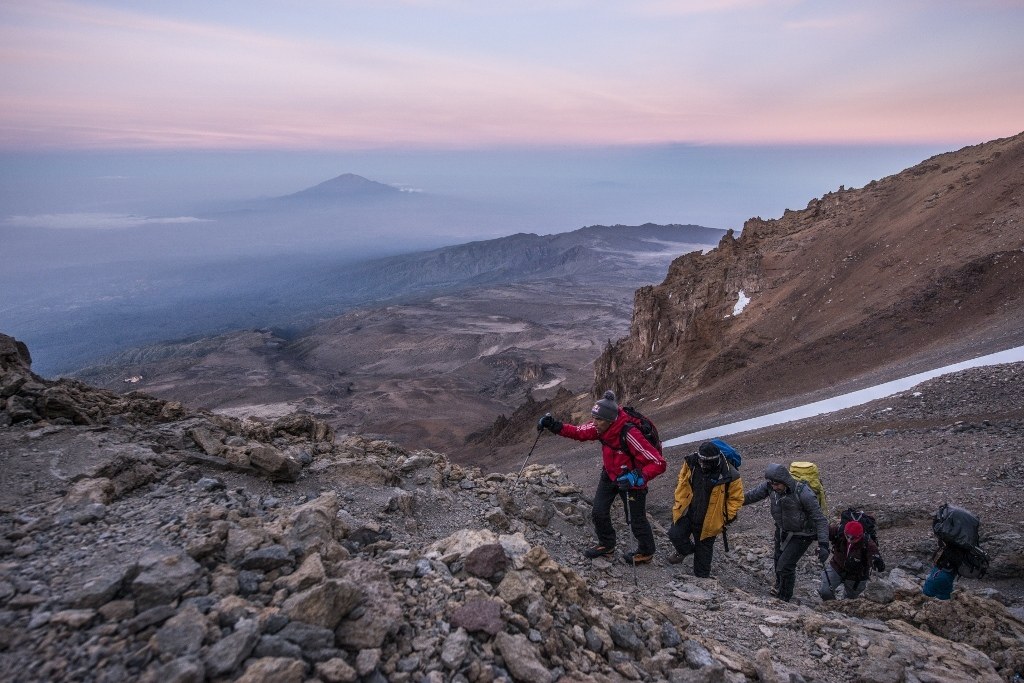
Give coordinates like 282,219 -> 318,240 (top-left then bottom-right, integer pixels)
773,526 -> 814,602
592,469 -> 655,555
668,515 -> 717,577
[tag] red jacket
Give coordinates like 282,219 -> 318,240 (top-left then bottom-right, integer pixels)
557,408 -> 666,486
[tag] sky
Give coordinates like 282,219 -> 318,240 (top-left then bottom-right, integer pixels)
1,0 -> 1022,151
1,1 -> 1023,234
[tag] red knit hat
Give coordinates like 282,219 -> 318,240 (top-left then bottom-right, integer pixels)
844,520 -> 864,540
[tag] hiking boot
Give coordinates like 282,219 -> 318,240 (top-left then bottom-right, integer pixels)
583,545 -> 615,559
667,552 -> 688,564
624,551 -> 654,565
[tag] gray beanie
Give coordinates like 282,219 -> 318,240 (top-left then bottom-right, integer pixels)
591,390 -> 619,422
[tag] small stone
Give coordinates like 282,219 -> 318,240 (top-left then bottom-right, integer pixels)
240,545 -> 294,572
683,639 -> 715,668
49,609 -> 97,629
196,477 -> 225,491
254,635 -> 304,659
464,544 -> 508,581
316,657 -> 358,683
355,648 -> 381,676
450,598 -> 503,636
494,632 -> 552,683
204,619 -> 260,678
609,622 -> 644,652
441,628 -> 469,670
235,657 -> 306,683
152,605 -> 207,657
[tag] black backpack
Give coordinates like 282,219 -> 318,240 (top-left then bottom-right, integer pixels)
933,504 -> 981,548
933,504 -> 989,578
958,545 -> 991,579
619,406 -> 662,455
840,508 -> 878,543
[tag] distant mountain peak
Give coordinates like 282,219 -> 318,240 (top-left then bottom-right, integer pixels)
282,173 -> 401,200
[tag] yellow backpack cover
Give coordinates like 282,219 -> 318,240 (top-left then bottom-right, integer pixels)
789,461 -> 827,512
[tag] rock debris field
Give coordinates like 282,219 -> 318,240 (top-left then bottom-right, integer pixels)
2,332 -> 1024,682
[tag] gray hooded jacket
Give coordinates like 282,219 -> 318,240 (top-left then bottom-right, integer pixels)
743,463 -> 828,543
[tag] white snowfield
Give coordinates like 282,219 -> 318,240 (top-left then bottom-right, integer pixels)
663,344 -> 1024,449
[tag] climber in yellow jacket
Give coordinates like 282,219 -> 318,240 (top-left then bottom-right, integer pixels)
669,442 -> 744,577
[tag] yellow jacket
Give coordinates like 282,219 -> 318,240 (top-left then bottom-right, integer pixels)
672,455 -> 744,540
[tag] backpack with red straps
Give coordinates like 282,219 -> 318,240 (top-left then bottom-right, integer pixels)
619,406 -> 662,455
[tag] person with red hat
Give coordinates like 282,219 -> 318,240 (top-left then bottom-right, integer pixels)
819,517 -> 885,600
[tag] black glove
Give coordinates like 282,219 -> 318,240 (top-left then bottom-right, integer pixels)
872,556 -> 885,572
817,542 -> 830,565
536,413 -> 562,434
725,515 -> 737,526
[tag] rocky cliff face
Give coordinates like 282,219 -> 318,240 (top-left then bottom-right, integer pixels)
594,132 -> 1024,418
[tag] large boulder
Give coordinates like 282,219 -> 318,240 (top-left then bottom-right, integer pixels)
281,580 -> 362,630
247,445 -> 301,482
333,560 -> 402,649
131,547 -> 204,610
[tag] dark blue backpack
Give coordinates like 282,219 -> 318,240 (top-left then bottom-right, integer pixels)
709,438 -> 741,469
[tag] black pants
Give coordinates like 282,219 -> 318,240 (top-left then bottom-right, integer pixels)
592,470 -> 655,555
773,526 -> 814,602
668,516 -> 716,577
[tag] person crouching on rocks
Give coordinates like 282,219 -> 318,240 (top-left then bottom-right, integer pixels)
537,390 -> 666,564
668,441 -> 743,577
818,520 -> 884,600
743,464 -> 829,602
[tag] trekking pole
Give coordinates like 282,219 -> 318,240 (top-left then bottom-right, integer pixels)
623,490 -> 639,588
512,430 -> 543,488
721,479 -> 732,553
721,506 -> 731,553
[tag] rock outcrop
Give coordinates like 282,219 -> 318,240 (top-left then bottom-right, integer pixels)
593,131 -> 1024,419
0,332 -> 332,488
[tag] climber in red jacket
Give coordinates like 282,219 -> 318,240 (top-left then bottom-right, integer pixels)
538,390 -> 666,564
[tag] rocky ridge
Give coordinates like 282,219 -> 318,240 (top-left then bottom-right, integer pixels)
589,131 -> 1024,431
4,332 -> 1024,682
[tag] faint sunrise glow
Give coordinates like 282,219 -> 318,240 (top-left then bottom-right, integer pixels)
0,0 -> 1022,150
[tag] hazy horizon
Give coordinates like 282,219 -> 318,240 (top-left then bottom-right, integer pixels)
1,141 -> 959,236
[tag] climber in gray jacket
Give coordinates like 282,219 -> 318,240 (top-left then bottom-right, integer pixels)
743,463 -> 829,602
